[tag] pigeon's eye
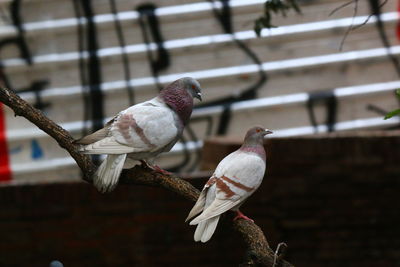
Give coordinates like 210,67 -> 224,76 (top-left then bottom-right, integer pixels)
191,85 -> 196,90
256,129 -> 261,133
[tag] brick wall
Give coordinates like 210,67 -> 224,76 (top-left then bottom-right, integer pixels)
1,131 -> 399,266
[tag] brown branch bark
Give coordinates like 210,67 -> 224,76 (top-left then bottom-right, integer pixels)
0,85 -> 294,267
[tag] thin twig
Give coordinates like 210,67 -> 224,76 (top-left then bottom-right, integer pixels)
368,0 -> 400,77
273,242 -> 288,267
339,0 -> 358,51
329,0 -> 355,17
333,0 -> 390,51
352,0 -> 388,31
0,85 -> 294,267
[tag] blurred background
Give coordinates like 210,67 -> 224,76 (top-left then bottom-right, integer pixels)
0,0 -> 399,266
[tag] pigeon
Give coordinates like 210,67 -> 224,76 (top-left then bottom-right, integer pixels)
75,77 -> 202,193
186,126 -> 272,243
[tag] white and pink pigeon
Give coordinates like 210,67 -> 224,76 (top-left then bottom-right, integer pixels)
186,126 -> 272,243
75,77 -> 202,193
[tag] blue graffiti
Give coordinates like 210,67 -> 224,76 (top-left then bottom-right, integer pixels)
31,139 -> 43,159
9,145 -> 22,154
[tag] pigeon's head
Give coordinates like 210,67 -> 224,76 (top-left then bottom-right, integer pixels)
244,126 -> 273,143
180,77 -> 202,101
241,126 -> 272,156
160,77 -> 202,125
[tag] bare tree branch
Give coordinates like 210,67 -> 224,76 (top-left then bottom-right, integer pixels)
330,0 -> 390,51
339,0 -> 358,51
0,85 -> 294,267
0,86 -> 95,181
329,0 -> 354,16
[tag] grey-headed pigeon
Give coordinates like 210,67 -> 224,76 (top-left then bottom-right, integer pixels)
75,77 -> 202,193
186,126 -> 272,243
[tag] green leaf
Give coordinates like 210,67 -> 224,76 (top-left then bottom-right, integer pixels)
384,109 -> 400,120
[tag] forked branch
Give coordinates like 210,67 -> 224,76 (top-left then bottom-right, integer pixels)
0,85 -> 294,267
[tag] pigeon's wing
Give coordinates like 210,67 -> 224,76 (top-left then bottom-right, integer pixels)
190,151 -> 265,225
111,98 -> 179,152
77,117 -> 137,154
80,98 -> 179,154
74,118 -> 115,145
213,150 -> 266,201
79,136 -> 136,154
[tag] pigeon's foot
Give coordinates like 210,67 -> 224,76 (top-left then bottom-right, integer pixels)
233,210 -> 254,223
153,165 -> 172,176
140,160 -> 152,169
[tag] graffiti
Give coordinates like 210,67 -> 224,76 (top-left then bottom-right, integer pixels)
30,139 -> 43,160
9,0 -> 32,66
137,3 -> 197,172
7,140 -> 43,160
306,90 -> 337,133
137,3 -> 171,90
1,0 -> 267,173
72,0 -> 105,165
9,145 -> 22,155
366,0 -> 400,127
2,0 -> 398,178
166,0 -> 268,171
110,0 -> 135,105
0,37 -> 29,89
0,1 -> 50,111
368,0 -> 400,77
199,0 -> 267,135
77,0 -> 104,133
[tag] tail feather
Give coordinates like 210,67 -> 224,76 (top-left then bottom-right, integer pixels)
185,190 -> 206,222
94,154 -> 127,193
194,216 -> 220,243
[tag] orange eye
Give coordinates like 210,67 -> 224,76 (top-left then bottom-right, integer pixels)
256,129 -> 261,133
191,85 -> 196,90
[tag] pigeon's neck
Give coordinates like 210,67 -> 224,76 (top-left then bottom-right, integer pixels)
239,138 -> 266,162
160,87 -> 193,125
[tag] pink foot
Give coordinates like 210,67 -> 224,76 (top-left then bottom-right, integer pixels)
233,210 -> 254,223
153,165 -> 172,175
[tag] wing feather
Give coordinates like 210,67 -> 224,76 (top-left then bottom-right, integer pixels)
80,98 -> 179,155
74,117 -> 115,145
74,127 -> 109,145
80,137 -> 135,154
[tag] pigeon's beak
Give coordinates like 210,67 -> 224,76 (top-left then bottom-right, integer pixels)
264,129 -> 273,135
195,92 -> 202,101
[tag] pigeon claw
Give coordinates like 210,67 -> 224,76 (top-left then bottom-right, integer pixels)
153,165 -> 172,176
233,210 -> 254,223
140,160 -> 152,169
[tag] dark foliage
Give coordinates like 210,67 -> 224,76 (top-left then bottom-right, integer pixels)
254,0 -> 301,36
